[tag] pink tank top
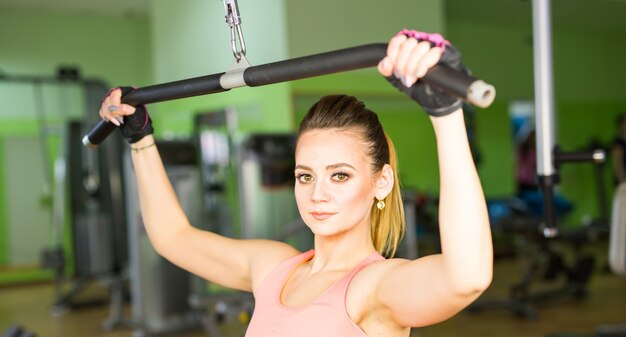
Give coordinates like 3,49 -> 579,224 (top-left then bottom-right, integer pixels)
245,249 -> 384,337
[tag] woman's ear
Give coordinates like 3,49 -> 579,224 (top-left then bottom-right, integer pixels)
376,164 -> 395,200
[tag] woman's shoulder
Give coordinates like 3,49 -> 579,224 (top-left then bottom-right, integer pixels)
350,256 -> 410,291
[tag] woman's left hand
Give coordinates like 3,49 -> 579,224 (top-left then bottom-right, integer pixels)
377,30 -> 465,117
377,33 -> 443,87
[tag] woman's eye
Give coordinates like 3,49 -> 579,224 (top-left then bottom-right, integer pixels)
332,173 -> 349,182
296,174 -> 313,183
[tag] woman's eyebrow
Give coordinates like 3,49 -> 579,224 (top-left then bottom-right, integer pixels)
327,163 -> 357,171
295,163 -> 357,171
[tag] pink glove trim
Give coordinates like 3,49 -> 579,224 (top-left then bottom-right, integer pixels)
142,108 -> 150,130
127,86 -> 149,131
102,87 -> 116,102
396,29 -> 450,52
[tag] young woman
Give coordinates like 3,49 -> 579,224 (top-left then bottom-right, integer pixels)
99,30 -> 493,337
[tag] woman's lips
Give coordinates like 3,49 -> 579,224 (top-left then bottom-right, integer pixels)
310,212 -> 335,221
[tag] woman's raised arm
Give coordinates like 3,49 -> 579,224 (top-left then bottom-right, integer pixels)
99,88 -> 299,292
371,31 -> 493,327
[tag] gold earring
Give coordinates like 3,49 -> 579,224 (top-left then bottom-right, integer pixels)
376,199 -> 386,210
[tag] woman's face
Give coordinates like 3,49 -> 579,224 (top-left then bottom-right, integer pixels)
294,129 -> 378,238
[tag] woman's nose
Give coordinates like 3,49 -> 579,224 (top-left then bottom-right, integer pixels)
310,180 -> 330,202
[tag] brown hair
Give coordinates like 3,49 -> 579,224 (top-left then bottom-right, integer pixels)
297,95 -> 405,257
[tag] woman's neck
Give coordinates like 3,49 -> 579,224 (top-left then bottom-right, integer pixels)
310,225 -> 376,274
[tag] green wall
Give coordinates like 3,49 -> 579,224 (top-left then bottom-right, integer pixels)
149,0 -> 293,136
285,0 -> 445,57
0,6 -> 151,283
0,7 -> 152,86
0,141 -> 5,266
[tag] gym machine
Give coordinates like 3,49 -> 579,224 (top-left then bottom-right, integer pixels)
123,140 -> 207,337
0,70 -> 129,322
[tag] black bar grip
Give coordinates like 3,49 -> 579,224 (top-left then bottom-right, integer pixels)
422,65 -> 494,108
82,73 -> 227,147
244,44 -> 495,108
244,44 -> 388,86
82,119 -> 117,148
121,72 -> 227,105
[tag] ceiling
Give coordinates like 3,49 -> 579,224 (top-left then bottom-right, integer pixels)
446,0 -> 626,33
0,0 -> 150,16
0,0 -> 625,33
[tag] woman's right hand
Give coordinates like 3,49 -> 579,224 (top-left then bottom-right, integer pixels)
99,87 -> 154,144
99,87 -> 136,126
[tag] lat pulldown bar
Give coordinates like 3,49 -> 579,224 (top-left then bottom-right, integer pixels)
83,43 -> 496,148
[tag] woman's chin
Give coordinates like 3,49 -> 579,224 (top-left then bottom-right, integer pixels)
306,222 -> 342,238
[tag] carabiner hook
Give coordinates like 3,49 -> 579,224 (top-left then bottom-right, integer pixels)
223,0 -> 246,62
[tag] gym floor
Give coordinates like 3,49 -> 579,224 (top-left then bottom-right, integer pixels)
1,240 -> 624,337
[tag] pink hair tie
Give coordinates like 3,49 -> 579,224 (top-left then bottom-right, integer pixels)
396,29 -> 450,51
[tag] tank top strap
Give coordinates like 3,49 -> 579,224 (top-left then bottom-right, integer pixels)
254,249 -> 314,299
346,251 -> 385,282
321,251 -> 385,304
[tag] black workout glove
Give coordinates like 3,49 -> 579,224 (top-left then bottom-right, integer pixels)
117,86 -> 154,144
386,32 -> 468,117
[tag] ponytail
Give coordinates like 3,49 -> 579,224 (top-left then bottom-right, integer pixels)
370,133 -> 405,258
